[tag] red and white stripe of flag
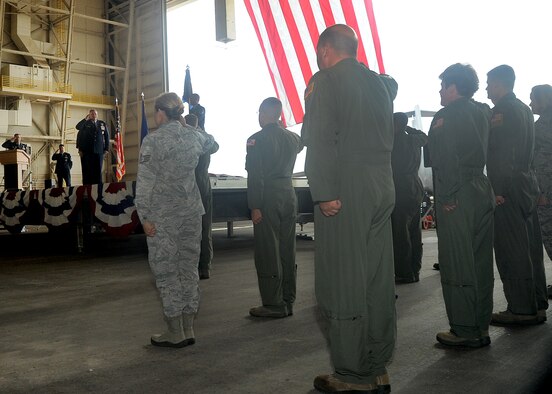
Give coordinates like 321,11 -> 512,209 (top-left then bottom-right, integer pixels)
114,100 -> 126,181
115,132 -> 125,182
245,0 -> 385,126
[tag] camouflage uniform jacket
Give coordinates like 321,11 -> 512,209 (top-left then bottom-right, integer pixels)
135,120 -> 216,223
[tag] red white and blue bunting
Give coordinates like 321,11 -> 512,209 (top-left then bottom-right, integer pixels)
0,182 -> 139,237
0,189 -> 33,228
87,182 -> 139,236
37,186 -> 84,227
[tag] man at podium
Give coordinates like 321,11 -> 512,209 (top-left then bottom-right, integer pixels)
2,133 -> 27,151
1,133 -> 30,190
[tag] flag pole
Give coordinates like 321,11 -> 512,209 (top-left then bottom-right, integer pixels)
140,92 -> 149,146
114,97 -> 126,181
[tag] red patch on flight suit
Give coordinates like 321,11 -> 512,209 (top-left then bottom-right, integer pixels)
491,113 -> 503,127
304,82 -> 314,100
247,139 -> 256,147
433,118 -> 444,129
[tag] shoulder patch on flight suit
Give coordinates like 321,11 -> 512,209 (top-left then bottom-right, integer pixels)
305,81 -> 315,100
491,113 -> 503,127
247,139 -> 256,147
433,118 -> 444,129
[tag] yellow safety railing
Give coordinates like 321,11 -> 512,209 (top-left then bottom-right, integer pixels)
1,75 -> 72,94
71,93 -> 115,106
0,76 -> 115,107
54,0 -> 68,61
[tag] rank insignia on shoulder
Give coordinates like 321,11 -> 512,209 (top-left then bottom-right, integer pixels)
140,154 -> 151,163
247,139 -> 256,146
433,118 -> 444,128
305,82 -> 314,100
491,113 -> 503,127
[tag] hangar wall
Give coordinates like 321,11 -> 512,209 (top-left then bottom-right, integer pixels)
0,0 -> 168,189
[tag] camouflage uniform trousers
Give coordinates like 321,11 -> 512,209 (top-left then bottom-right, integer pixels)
538,204 -> 552,261
147,214 -> 202,317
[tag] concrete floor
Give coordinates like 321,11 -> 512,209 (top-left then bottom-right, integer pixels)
1,223 -> 552,393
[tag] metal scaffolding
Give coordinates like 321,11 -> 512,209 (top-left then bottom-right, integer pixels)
0,0 -> 135,186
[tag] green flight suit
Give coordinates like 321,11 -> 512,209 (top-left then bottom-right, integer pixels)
245,123 -> 303,312
391,126 -> 428,281
534,111 -> 552,263
428,97 -> 495,339
301,58 -> 397,386
487,92 -> 548,314
195,131 -> 219,275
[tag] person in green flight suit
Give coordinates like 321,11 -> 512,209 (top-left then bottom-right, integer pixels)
486,65 -> 549,325
302,24 -> 397,393
245,97 -> 303,318
184,113 -> 220,280
391,112 -> 428,284
428,63 -> 495,348
529,84 -> 552,301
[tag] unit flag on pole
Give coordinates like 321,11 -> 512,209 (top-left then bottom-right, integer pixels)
140,93 -> 148,146
244,0 -> 385,126
182,65 -> 193,104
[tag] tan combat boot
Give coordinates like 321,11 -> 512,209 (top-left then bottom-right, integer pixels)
313,374 -> 380,393
490,310 -> 540,326
249,305 -> 289,318
151,315 -> 194,348
436,330 -> 491,348
182,313 -> 196,342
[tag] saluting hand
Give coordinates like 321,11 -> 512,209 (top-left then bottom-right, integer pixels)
319,200 -> 342,217
251,208 -> 263,225
142,221 -> 156,237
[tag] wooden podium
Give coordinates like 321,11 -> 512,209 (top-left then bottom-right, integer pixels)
0,149 -> 30,190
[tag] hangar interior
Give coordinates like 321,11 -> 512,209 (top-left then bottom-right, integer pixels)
0,0 -> 173,188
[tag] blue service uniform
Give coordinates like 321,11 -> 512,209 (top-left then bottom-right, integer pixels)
76,118 -> 110,184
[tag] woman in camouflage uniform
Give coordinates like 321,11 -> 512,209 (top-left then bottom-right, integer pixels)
530,84 -> 552,300
135,92 -> 217,347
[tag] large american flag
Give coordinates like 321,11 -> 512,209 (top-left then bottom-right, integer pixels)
245,0 -> 385,126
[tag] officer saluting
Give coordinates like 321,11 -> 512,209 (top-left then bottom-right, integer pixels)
2,133 -> 28,151
51,144 -> 72,187
391,112 -> 428,284
76,109 -> 110,184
